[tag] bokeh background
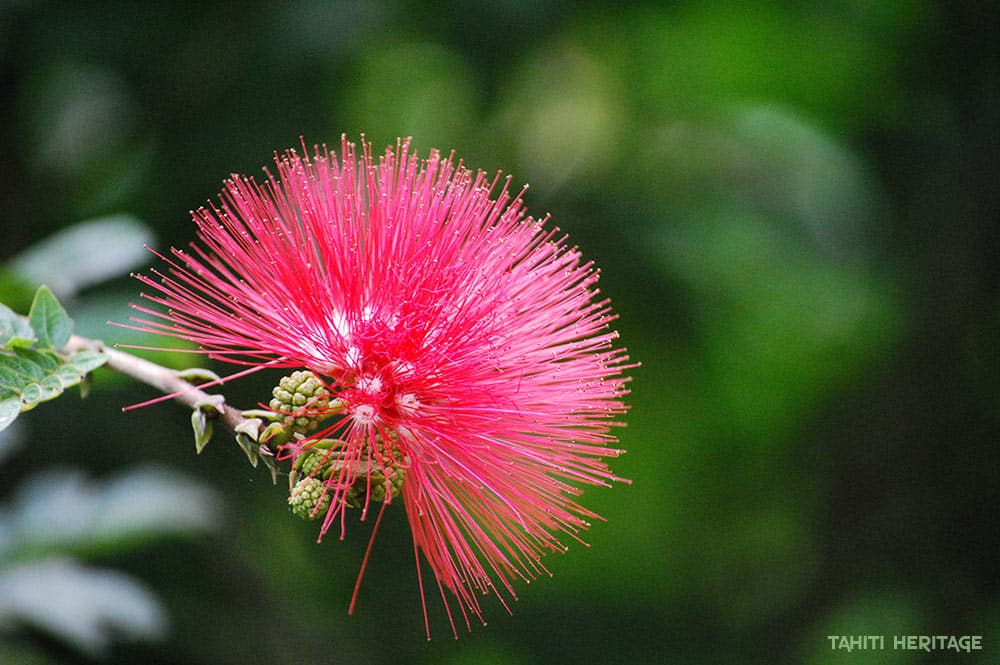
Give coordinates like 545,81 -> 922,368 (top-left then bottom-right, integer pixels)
1,1 -> 998,664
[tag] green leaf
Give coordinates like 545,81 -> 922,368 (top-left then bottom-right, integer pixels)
20,383 -> 43,409
0,397 -> 19,431
39,374 -> 66,400
0,302 -> 38,349
0,349 -> 59,394
57,364 -> 85,386
28,286 -> 73,350
66,350 -> 109,375
0,346 -> 108,431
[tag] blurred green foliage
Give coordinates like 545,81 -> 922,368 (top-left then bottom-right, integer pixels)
2,1 -> 998,664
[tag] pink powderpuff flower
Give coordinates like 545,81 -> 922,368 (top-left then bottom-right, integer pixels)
126,136 -> 633,636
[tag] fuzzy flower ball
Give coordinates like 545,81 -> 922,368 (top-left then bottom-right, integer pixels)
130,137 -> 632,634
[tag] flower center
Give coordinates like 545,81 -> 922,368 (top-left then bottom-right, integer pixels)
345,361 -> 422,424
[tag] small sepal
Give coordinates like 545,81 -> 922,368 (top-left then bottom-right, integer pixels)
260,420 -> 292,447
240,409 -> 282,420
188,395 -> 225,454
191,408 -> 213,454
254,442 -> 279,483
235,432 -> 259,467
78,371 -> 93,398
233,426 -> 280,483
176,367 -> 222,384
192,394 -> 226,415
235,417 -> 263,442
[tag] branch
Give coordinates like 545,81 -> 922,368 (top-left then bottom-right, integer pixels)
60,335 -> 253,435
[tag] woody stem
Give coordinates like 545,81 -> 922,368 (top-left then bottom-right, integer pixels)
60,334 -> 251,433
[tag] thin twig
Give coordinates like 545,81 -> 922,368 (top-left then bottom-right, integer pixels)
61,335 -> 251,434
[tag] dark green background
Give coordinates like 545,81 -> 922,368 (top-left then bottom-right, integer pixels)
1,1 -> 998,663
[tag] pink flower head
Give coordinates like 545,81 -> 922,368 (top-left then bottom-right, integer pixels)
128,137 -> 632,635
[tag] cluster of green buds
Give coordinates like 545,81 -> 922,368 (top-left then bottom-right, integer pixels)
262,370 -> 336,446
287,476 -> 332,520
266,370 -> 409,521
288,435 -> 408,520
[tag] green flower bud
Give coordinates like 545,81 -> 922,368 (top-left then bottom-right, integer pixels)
298,449 -> 332,479
289,477 -> 332,520
267,370 -> 333,439
287,431 -> 408,515
345,461 -> 407,507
